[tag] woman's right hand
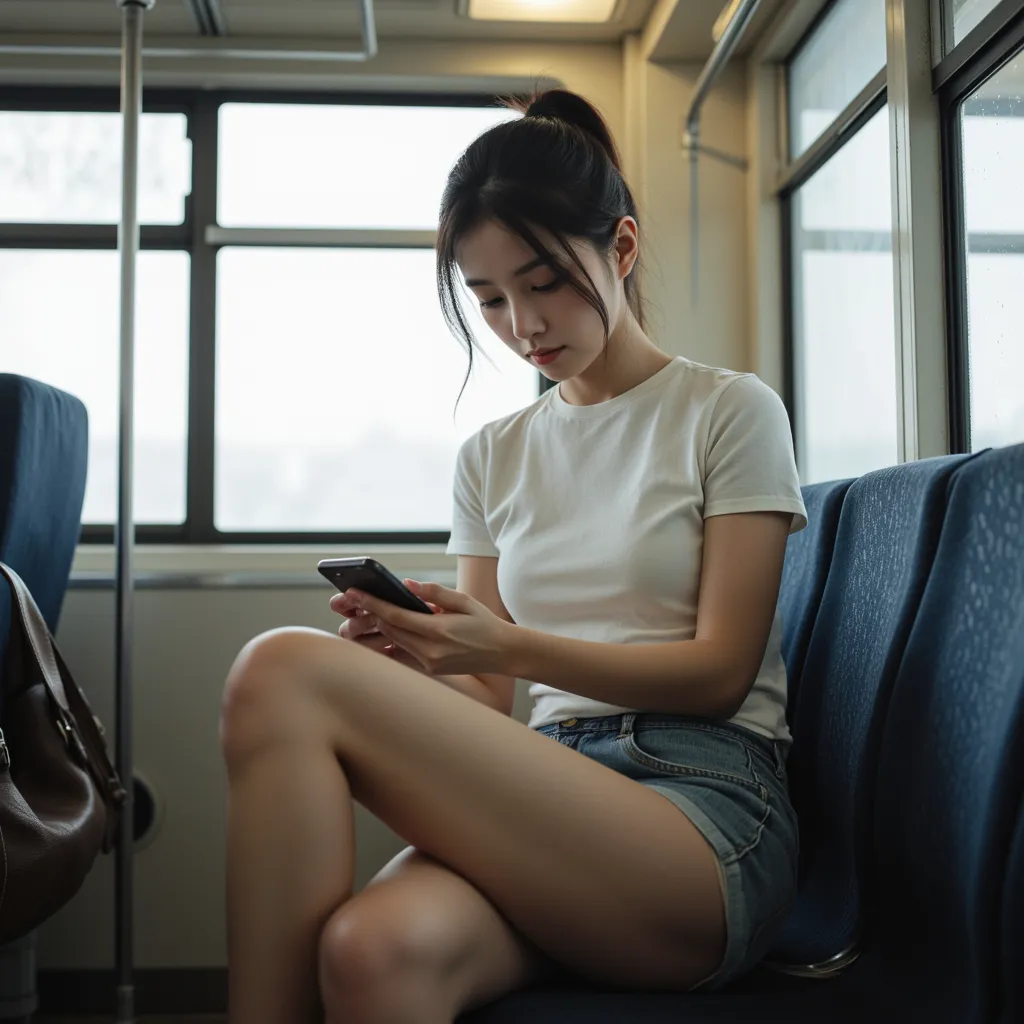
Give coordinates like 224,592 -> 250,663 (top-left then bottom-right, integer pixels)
329,592 -> 436,674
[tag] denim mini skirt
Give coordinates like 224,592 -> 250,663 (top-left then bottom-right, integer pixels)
533,711 -> 799,990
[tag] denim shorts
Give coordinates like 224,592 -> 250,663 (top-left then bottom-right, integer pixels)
533,712 -> 799,991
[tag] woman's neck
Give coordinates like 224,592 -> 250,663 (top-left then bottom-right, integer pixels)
557,319 -> 673,407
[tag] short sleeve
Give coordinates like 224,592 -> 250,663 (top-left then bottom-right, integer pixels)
445,431 -> 500,557
702,375 -> 807,535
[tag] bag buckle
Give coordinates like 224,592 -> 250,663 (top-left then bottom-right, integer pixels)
0,728 -> 10,770
56,711 -> 89,768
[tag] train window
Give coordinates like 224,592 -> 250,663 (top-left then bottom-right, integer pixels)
214,246 -> 536,532
790,107 -> 898,484
0,248 -> 190,523
788,0 -> 888,159
950,0 -> 1010,46
0,111 -> 190,224
217,103 -> 517,230
958,46 -> 1024,449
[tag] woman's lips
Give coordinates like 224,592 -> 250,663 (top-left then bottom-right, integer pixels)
529,347 -> 565,365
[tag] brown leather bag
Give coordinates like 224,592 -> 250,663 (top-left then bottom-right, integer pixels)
0,561 -> 126,943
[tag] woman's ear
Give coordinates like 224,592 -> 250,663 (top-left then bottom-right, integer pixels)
613,216 -> 639,280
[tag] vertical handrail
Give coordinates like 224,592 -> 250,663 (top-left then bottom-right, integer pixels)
115,2 -> 151,1021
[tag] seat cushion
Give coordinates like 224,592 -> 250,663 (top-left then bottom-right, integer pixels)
1002,799 -> 1024,1024
459,963 -> 902,1024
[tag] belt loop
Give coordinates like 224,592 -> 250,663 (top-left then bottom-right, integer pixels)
772,741 -> 786,778
617,713 -> 636,739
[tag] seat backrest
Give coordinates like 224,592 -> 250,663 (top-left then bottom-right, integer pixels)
1002,798 -> 1024,1024
778,477 -> 854,726
0,374 -> 89,698
768,453 -> 975,968
865,443 -> 1024,1024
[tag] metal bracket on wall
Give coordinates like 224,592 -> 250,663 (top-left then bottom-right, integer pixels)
183,0 -> 227,36
681,132 -> 750,305
682,0 -> 762,304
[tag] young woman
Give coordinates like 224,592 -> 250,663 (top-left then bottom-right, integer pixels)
220,88 -> 807,1024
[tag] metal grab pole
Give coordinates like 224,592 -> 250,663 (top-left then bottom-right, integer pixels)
115,2 -> 152,1021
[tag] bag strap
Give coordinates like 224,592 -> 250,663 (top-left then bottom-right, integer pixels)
0,561 -> 127,851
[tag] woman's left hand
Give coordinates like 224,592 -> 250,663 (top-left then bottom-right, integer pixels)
340,579 -> 517,677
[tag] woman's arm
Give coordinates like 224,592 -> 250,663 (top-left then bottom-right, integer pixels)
501,511 -> 793,719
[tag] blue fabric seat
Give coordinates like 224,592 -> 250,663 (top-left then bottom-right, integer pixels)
769,453 -> 975,968
0,373 -> 89,694
776,477 -> 853,727
464,445 -> 1024,1023
861,443 -> 1024,1024
0,373 -> 89,1019
1002,804 -> 1024,1024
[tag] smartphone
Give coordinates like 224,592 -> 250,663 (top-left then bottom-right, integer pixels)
317,557 -> 434,615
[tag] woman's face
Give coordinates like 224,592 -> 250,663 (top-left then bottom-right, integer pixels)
456,218 -> 632,380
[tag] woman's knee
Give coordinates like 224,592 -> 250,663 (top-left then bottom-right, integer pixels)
219,627 -> 338,763
318,904 -> 450,1020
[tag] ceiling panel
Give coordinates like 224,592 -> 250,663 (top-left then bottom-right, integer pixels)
0,0 -> 656,45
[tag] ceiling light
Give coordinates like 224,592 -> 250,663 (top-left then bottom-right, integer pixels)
460,0 -> 620,24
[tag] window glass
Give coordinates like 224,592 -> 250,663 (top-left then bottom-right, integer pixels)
960,47 -> 1024,449
0,249 -> 190,523
791,108 -> 898,483
0,111 -> 190,224
950,0 -> 1007,46
218,103 -> 519,230
788,0 -> 888,159
215,247 -> 538,532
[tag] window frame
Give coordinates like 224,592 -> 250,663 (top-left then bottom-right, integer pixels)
934,0 -> 1024,452
779,13 -> 889,475
0,86 -> 543,545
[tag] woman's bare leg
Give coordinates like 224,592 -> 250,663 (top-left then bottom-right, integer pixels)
222,656 -> 358,1023
221,627 -> 726,1024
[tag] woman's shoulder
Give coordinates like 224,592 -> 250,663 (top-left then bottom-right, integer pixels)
456,391 -> 551,462
671,357 -> 758,396
669,358 -> 785,412
473,391 -> 552,443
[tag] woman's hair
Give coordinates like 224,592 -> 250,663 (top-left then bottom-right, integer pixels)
436,88 -> 646,413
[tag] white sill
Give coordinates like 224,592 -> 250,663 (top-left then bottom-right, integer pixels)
71,543 -> 457,590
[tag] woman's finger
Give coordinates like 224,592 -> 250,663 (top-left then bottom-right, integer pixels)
375,620 -> 428,663
329,592 -> 373,618
355,633 -> 392,654
338,613 -> 381,640
349,590 -> 442,638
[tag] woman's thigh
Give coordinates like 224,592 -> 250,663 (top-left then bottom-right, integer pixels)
319,846 -> 558,1020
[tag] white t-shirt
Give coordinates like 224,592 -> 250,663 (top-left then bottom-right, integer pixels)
445,355 -> 808,744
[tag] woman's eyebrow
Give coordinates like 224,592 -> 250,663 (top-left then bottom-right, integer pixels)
464,255 -> 548,288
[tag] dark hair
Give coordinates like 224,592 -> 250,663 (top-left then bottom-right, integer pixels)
437,88 -> 646,414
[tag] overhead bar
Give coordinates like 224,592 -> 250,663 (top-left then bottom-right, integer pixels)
0,0 -> 377,61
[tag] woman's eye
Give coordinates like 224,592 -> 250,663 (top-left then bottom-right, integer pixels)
479,278 -> 559,309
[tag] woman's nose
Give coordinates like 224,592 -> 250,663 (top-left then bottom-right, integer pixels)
510,301 -> 544,343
